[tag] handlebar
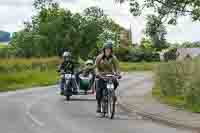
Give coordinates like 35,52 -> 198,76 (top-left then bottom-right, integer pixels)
96,73 -> 122,79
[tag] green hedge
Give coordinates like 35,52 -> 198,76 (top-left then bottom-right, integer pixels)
153,58 -> 200,112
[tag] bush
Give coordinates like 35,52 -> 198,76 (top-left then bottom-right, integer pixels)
154,58 -> 200,112
163,48 -> 177,61
115,47 -> 160,62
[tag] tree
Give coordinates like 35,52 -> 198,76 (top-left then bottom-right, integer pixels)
144,15 -> 168,51
116,0 -> 200,23
8,1 -> 125,59
140,37 -> 152,49
83,6 -> 105,19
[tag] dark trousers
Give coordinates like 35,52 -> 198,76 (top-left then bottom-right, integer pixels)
96,78 -> 118,102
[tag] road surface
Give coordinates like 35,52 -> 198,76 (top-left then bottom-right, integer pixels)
0,73 -> 192,133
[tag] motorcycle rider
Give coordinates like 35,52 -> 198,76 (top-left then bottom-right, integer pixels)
95,40 -> 121,113
58,51 -> 78,95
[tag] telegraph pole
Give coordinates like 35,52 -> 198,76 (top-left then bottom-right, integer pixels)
129,24 -> 133,45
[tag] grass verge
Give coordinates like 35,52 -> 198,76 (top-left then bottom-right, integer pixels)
152,84 -> 200,113
0,69 -> 58,92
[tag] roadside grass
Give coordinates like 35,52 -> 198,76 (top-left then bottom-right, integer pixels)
0,57 -> 59,73
152,86 -> 200,112
0,57 -> 60,92
120,62 -> 158,72
0,44 -> 6,48
152,87 -> 185,109
0,42 -> 8,46
0,69 -> 58,92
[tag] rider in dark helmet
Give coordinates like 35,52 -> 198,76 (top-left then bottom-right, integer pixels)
95,40 -> 121,113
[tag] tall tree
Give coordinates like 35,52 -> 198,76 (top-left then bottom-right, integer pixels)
116,0 -> 200,23
144,15 -> 168,51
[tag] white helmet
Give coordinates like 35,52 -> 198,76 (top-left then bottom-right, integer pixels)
63,51 -> 71,57
85,60 -> 93,65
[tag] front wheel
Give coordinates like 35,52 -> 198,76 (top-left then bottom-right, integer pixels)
108,96 -> 116,119
66,95 -> 70,101
101,98 -> 106,117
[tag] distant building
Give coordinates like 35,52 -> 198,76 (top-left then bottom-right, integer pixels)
120,27 -> 132,47
176,48 -> 200,60
0,30 -> 10,42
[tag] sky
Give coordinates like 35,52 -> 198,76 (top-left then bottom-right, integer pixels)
0,0 -> 200,43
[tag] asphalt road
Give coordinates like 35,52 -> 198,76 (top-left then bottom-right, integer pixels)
0,73 -> 192,133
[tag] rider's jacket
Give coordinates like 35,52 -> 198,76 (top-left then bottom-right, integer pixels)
95,53 -> 120,74
58,60 -> 75,73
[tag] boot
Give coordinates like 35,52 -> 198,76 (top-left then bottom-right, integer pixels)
96,100 -> 101,113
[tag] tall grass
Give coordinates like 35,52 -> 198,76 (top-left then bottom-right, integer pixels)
0,57 -> 60,73
0,69 -> 58,92
153,58 -> 200,112
0,57 -> 60,92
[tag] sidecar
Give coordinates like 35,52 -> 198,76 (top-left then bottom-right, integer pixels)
78,73 -> 95,95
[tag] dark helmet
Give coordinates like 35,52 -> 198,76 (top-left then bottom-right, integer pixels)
103,40 -> 113,50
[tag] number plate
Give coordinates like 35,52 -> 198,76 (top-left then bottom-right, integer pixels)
65,74 -> 72,79
107,84 -> 114,89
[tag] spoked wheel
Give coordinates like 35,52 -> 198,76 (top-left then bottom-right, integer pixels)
101,98 -> 106,117
108,96 -> 116,119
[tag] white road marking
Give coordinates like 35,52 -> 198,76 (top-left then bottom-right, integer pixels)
26,111 -> 44,127
25,96 -> 48,127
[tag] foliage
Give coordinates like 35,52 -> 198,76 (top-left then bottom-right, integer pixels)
180,41 -> 200,48
140,38 -> 153,49
7,0 -> 124,59
116,0 -> 200,23
115,46 -> 160,62
144,15 -> 168,51
163,47 -> 177,61
154,58 -> 200,112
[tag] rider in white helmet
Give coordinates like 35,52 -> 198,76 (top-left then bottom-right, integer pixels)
58,51 -> 78,95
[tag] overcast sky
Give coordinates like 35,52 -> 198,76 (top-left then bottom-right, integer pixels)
0,0 -> 200,43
